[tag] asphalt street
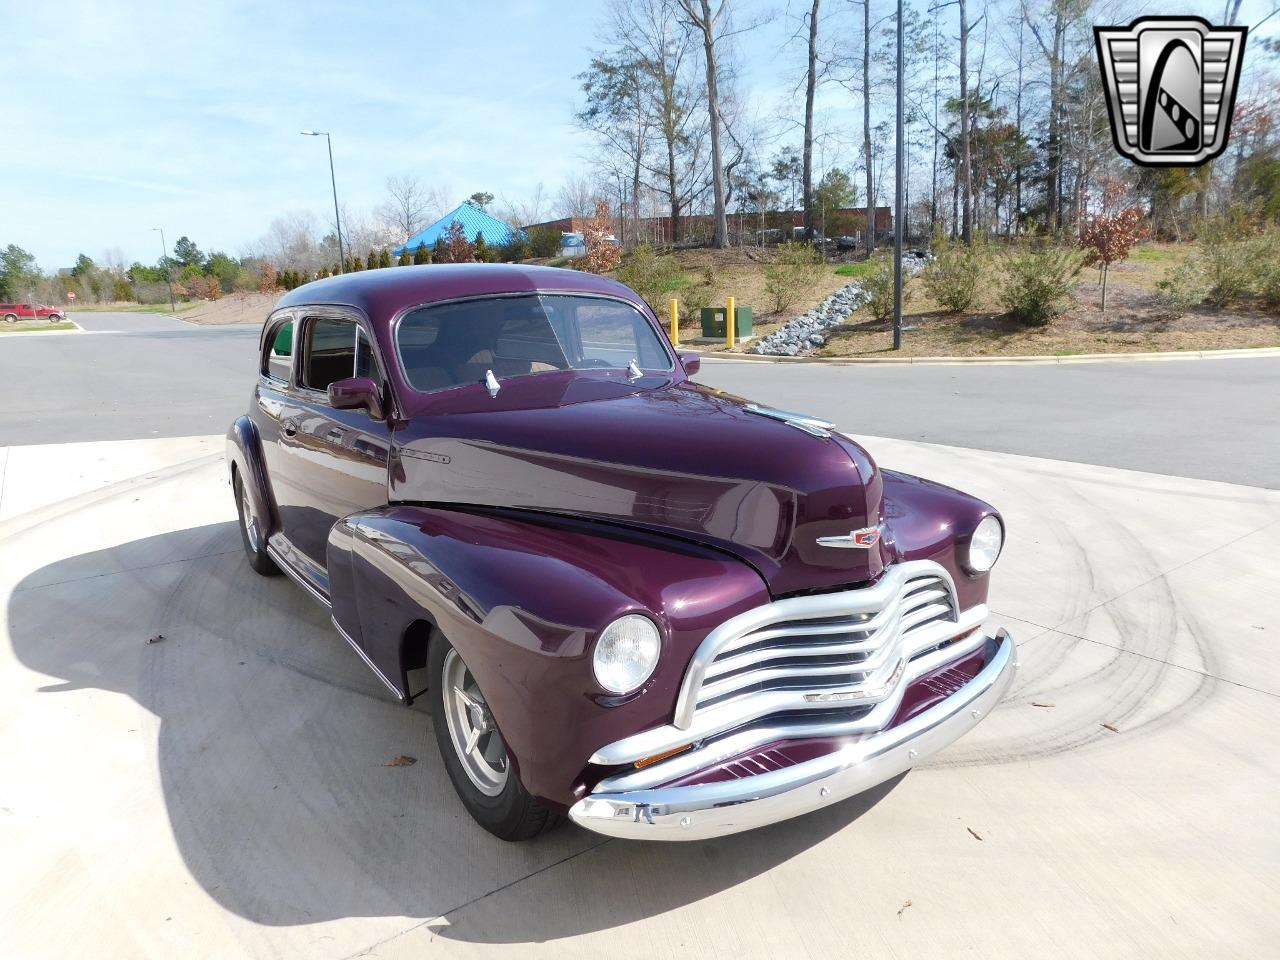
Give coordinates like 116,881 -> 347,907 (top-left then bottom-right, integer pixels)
3,311 -> 1276,488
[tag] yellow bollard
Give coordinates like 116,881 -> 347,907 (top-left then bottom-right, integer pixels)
726,296 -> 736,350
669,298 -> 680,346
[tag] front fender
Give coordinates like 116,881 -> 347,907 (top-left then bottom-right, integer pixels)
327,505 -> 770,809
225,415 -> 278,538
878,469 -> 1000,612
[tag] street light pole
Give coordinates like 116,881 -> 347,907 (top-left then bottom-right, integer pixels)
152,227 -> 176,313
301,130 -> 345,273
892,0 -> 905,350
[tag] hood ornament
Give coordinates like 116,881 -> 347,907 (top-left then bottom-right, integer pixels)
816,526 -> 880,549
742,403 -> 834,438
484,369 -> 500,398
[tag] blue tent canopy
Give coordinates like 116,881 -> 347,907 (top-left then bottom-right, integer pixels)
392,202 -> 523,255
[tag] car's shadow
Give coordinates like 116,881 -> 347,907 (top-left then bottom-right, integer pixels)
7,523 -> 901,942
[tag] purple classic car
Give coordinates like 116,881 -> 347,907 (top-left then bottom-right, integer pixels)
226,264 -> 1015,841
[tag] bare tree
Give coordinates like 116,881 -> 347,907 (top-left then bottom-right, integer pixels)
959,0 -> 973,242
676,0 -> 731,247
559,172 -> 603,219
802,0 -> 822,237
375,175 -> 443,242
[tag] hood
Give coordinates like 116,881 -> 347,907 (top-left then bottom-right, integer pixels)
390,372 -> 884,596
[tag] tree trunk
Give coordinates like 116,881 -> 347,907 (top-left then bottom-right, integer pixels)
959,0 -> 972,244
1101,263 -> 1108,314
931,16 -> 940,233
687,0 -> 730,248
1014,19 -> 1024,236
1046,11 -> 1065,232
668,138 -> 682,242
863,0 -> 875,255
802,0 -> 820,238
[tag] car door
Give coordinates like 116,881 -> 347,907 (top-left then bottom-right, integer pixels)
271,311 -> 393,583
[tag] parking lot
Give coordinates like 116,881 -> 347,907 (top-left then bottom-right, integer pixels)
2,312 -> 1278,958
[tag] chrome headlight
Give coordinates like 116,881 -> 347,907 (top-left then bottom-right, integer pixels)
965,515 -> 1004,573
593,614 -> 661,694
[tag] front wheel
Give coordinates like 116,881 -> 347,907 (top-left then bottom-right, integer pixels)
428,634 -> 561,840
233,472 -> 279,576
3,314 -> 16,323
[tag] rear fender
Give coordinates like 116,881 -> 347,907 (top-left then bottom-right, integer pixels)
326,505 -> 770,809
225,415 -> 278,537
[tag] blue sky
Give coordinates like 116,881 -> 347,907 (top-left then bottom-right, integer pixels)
3,0 -> 1275,269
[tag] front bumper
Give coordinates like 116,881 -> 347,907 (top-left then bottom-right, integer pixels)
568,628 -> 1016,840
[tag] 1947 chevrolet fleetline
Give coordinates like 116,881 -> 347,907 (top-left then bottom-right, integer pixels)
226,264 -> 1015,841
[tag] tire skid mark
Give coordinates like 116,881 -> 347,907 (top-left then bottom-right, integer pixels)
941,471 -> 1212,766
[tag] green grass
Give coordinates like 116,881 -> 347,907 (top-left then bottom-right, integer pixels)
1131,245 -> 1179,263
71,300 -> 203,314
1,320 -> 78,333
834,262 -> 874,278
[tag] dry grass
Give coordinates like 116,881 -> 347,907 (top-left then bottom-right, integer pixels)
180,293 -> 278,325
666,247 -> 853,340
813,242 -> 1280,358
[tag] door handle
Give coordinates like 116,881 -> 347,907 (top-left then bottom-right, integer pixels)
282,419 -> 298,437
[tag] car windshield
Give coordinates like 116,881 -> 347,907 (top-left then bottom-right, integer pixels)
396,293 -> 673,393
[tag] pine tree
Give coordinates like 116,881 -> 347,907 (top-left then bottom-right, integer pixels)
398,249 -> 412,266
379,248 -> 392,269
474,232 -> 489,262
414,242 -> 431,265
433,236 -> 448,263
366,250 -> 378,270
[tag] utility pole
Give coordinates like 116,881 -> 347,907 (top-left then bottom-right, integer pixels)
892,0 -> 905,350
152,227 -> 176,313
301,130 -> 345,272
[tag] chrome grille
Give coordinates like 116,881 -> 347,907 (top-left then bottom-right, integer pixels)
588,560 -> 989,795
673,560 -> 964,731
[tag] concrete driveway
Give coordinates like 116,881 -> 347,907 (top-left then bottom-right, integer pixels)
3,423 -> 1277,958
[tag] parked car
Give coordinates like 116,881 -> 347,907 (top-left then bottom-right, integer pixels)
227,264 -> 1015,841
1,302 -> 66,322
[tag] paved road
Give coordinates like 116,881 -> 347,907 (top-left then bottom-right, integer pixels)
0,311 -> 257,446
3,311 -> 1276,487
701,355 -> 1280,488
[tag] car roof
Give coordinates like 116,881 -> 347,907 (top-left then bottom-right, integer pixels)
272,263 -> 647,330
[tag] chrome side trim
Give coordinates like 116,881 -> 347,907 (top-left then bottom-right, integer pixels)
267,540 -> 331,608
266,538 -> 403,701
570,629 -> 1016,841
331,616 -> 405,700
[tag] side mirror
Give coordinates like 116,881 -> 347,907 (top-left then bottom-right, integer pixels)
328,376 -> 385,420
679,351 -> 701,377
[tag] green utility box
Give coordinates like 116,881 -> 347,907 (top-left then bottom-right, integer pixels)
699,305 -> 753,338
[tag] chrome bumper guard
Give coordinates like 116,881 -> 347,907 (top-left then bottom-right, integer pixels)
569,628 -> 1016,841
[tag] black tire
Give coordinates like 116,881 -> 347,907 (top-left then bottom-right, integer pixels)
3,314 -> 16,324
233,471 -> 280,576
427,632 -> 561,841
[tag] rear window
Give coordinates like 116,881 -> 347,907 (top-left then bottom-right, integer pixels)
396,294 -> 672,393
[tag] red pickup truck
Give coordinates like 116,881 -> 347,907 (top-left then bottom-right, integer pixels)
1,303 -> 67,322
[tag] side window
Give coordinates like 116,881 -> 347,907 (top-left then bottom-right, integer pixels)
264,320 -> 294,383
355,327 -> 379,380
302,316 -> 357,392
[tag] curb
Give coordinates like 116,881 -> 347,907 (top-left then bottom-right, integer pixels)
696,346 -> 1280,366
